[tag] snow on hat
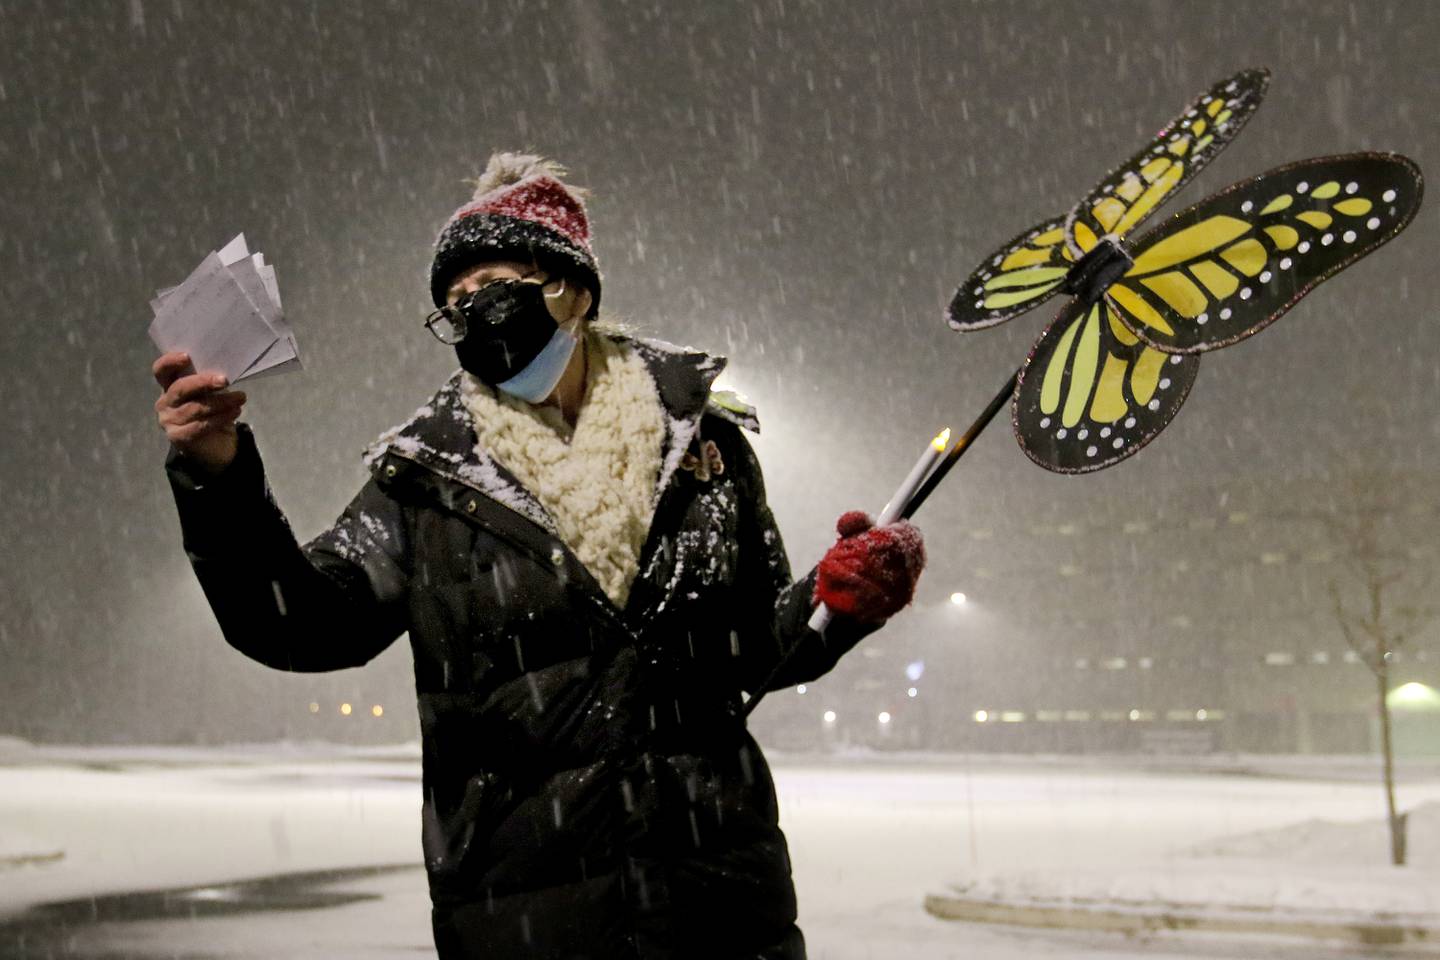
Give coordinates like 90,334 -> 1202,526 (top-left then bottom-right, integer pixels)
430,152 -> 600,314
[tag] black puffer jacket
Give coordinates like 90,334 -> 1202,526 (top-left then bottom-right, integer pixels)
165,335 -> 875,959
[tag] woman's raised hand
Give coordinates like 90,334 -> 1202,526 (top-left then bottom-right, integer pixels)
152,351 -> 247,474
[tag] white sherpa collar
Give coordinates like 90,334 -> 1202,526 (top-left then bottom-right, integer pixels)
457,331 -> 666,608
361,332 -> 736,557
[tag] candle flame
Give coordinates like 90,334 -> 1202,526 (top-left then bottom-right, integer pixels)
931,428 -> 952,452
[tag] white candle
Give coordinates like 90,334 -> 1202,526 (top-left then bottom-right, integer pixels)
808,427 -> 950,634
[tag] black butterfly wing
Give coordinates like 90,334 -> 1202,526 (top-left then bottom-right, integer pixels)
948,68 -> 1270,332
947,217 -> 1071,331
1106,153 -> 1424,352
1064,68 -> 1271,258
1014,297 -> 1201,474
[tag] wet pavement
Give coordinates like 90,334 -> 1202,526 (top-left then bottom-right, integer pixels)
0,864 -> 433,959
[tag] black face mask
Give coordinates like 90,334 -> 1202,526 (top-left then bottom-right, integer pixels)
450,279 -> 560,386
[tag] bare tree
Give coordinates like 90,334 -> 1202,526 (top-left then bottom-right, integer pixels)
1323,478 -> 1433,867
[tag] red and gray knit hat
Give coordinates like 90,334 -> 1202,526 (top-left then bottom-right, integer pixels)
430,152 -> 600,314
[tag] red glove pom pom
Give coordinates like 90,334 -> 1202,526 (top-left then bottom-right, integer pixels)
835,510 -> 874,538
814,513 -> 926,624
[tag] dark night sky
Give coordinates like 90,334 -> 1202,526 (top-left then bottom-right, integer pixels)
2,0 -> 1437,743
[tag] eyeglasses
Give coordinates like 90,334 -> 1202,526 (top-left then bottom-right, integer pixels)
424,272 -> 562,345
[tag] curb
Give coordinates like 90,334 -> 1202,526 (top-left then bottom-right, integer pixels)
0,851 -> 64,870
923,891 -> 1440,949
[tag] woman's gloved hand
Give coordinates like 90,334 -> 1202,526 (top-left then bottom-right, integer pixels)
814,511 -> 926,624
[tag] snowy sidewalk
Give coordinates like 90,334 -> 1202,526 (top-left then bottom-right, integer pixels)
4,744 -> 1440,958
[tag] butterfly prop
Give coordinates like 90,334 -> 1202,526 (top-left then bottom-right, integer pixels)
744,69 -> 1422,714
923,67 -> 1424,486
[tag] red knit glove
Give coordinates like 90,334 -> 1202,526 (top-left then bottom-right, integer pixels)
814,511 -> 926,624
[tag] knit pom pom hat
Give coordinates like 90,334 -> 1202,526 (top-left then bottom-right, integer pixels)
430,152 -> 600,314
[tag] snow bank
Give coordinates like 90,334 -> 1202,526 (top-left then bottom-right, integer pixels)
935,799 -> 1440,931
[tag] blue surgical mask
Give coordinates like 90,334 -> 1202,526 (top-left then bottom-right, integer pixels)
495,322 -> 580,403
450,276 -> 579,402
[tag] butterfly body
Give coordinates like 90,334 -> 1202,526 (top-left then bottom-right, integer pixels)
1059,236 -> 1134,305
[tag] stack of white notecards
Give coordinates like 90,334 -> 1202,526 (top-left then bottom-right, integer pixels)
148,233 -> 301,383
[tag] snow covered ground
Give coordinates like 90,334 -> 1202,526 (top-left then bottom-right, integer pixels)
2,741 -> 1438,958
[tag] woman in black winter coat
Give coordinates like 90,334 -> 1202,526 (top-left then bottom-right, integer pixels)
153,153 -> 925,959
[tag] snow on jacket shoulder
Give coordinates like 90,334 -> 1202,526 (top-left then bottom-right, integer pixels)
164,334 -> 876,959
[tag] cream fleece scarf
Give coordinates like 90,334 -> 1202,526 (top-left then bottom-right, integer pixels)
457,331 -> 666,608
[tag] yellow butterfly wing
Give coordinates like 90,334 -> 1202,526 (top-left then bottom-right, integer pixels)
1105,153 -> 1424,352
947,217 -> 1071,331
949,68 -> 1269,331
1014,298 -> 1200,473
1064,68 -> 1270,260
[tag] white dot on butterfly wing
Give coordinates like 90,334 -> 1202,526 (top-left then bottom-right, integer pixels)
1297,181 -> 1309,194
1280,257 -> 1293,269
1197,312 -> 1208,325
1241,200 -> 1253,213
1039,417 -> 1051,428
1259,271 -> 1272,282
1148,399 -> 1161,411
1086,446 -> 1098,457
1159,378 -> 1172,390
1345,181 -> 1358,194
1100,427 -> 1111,438
1169,355 -> 1183,365
1112,438 -> 1124,449
1321,234 -> 1334,246
1124,417 -> 1136,429
1056,428 -> 1067,439
1343,230 -> 1356,243
1298,241 -> 1311,253
1077,429 -> 1089,440
1383,189 -> 1397,202
1240,287 -> 1252,300
1219,307 -> 1232,320
1367,217 -> 1381,230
